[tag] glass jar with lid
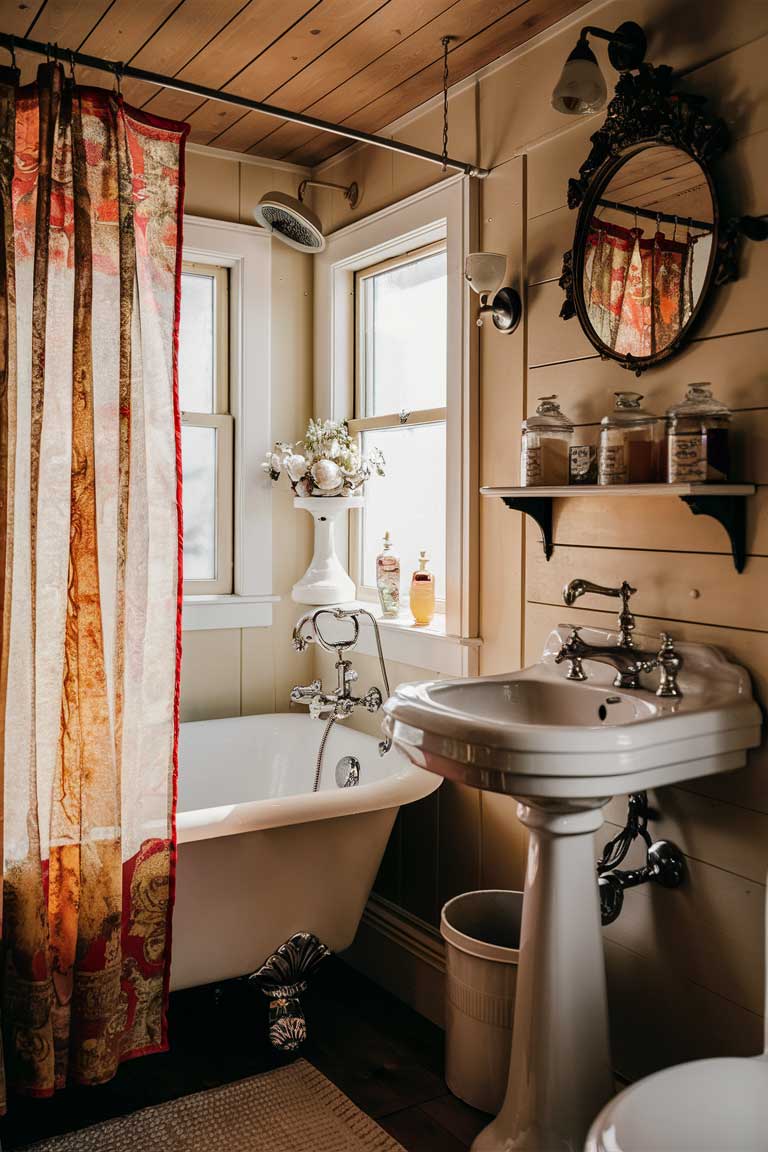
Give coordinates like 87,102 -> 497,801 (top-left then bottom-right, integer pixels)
665,384 -> 731,483
521,396 -> 573,486
598,392 -> 661,485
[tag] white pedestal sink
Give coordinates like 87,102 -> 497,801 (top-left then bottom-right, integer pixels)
382,626 -> 762,1152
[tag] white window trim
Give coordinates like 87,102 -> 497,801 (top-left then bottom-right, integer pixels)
181,215 -> 276,631
314,176 -> 480,675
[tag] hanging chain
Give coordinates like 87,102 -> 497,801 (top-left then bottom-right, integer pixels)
440,36 -> 456,172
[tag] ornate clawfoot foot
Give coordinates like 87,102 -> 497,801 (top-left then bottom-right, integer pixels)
249,932 -> 331,1052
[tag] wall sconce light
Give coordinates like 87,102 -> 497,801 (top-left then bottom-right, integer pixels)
551,21 -> 646,115
464,253 -> 522,335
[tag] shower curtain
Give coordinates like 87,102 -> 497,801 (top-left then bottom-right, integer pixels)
584,218 -> 693,357
0,63 -> 188,1106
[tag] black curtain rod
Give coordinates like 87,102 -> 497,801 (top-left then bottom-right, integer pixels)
0,32 -> 489,178
596,196 -> 713,233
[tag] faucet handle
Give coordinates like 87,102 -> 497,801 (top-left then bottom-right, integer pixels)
656,633 -> 683,698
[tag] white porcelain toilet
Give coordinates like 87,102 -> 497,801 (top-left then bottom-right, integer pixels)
585,878 -> 768,1152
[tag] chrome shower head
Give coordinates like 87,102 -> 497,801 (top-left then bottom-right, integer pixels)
253,191 -> 326,253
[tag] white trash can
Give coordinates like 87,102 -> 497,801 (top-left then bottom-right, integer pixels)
440,889 -> 523,1115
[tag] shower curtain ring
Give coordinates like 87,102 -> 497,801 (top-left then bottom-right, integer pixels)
6,36 -> 16,72
67,48 -> 76,84
113,61 -> 124,96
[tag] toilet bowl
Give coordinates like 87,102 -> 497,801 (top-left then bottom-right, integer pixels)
586,1056 -> 768,1152
586,878 -> 768,1152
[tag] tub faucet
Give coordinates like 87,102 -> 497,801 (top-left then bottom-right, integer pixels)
556,578 -> 683,697
290,607 -> 393,753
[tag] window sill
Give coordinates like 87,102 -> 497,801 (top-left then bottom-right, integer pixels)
182,594 -> 280,631
328,601 -> 481,676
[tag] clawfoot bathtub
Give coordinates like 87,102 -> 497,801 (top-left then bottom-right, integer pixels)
170,713 -> 441,996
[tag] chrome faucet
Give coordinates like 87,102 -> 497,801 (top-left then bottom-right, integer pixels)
556,579 -> 683,697
290,607 -> 392,753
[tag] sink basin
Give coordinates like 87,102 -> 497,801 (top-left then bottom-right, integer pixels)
383,626 -> 761,798
382,626 -> 762,1152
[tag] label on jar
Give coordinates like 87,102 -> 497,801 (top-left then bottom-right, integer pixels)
569,445 -> 597,484
598,443 -> 628,485
521,444 -> 542,485
668,434 -> 706,483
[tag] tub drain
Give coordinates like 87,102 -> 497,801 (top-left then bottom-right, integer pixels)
335,756 -> 360,788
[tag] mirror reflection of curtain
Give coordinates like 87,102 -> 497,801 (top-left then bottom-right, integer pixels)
584,218 -> 693,356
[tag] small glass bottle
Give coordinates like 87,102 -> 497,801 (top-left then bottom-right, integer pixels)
410,551 -> 435,626
598,392 -> 661,485
665,384 -> 731,484
376,531 -> 400,618
521,396 -> 573,486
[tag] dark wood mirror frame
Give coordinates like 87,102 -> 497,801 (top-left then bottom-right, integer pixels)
559,63 -> 767,375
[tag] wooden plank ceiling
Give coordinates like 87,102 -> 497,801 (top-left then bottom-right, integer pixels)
2,0 -> 589,167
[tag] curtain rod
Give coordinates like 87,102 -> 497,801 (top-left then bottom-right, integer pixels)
596,196 -> 713,233
0,32 -> 490,178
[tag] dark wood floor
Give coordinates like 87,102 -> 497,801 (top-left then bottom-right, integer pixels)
0,958 -> 490,1151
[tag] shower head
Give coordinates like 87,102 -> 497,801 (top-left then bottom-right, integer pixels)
254,180 -> 359,254
253,191 -> 326,253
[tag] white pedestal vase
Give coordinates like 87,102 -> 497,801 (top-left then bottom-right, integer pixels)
291,495 -> 363,605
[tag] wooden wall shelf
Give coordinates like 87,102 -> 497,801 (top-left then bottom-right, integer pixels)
480,484 -> 756,572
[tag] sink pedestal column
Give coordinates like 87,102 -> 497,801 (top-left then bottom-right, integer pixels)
472,801 -> 613,1152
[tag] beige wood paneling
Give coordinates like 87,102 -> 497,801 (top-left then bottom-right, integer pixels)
438,781 -> 483,909
526,545 -> 768,632
184,150 -> 241,222
548,488 -> 768,558
605,938 -> 764,1082
601,825 -> 766,1016
480,791 -> 527,890
527,327 -> 768,423
181,629 -> 242,721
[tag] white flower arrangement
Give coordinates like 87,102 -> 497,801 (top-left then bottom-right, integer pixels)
263,418 -> 385,497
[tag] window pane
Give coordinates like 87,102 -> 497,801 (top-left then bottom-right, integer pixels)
182,425 -> 216,581
361,423 -> 446,602
179,273 -> 215,413
366,251 -> 446,415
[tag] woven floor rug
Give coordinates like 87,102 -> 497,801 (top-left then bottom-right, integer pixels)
25,1060 -> 405,1151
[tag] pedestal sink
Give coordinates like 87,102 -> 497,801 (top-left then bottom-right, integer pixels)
382,626 -> 762,1152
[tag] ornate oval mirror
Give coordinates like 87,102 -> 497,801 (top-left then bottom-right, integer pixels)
559,64 -> 767,375
571,144 -> 717,369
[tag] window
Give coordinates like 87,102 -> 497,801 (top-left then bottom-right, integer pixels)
350,243 -> 447,609
179,261 -> 233,595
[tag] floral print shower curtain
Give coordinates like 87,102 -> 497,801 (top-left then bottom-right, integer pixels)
584,217 -> 693,357
0,62 -> 188,1106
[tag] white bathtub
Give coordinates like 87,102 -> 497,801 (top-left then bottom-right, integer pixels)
170,712 -> 441,991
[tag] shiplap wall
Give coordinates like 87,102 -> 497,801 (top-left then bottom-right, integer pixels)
310,0 -> 768,1079
179,152 -> 315,722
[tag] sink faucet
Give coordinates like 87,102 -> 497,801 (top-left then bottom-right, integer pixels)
556,579 -> 683,697
290,607 -> 393,753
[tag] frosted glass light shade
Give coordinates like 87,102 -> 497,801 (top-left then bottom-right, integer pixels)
465,252 -> 506,296
552,50 -> 607,115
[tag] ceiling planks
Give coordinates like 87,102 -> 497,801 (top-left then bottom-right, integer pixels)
0,0 -> 591,166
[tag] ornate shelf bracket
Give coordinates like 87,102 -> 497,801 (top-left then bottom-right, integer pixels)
679,493 -> 746,573
502,496 -> 554,560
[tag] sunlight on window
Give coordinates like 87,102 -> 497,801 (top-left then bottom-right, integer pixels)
362,424 -> 446,600
179,273 -> 214,413
181,425 -> 216,581
367,251 -> 447,415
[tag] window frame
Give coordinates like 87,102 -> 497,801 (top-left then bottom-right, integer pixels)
181,215 -> 276,631
180,261 -> 234,596
314,175 -> 480,675
349,240 -> 448,611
